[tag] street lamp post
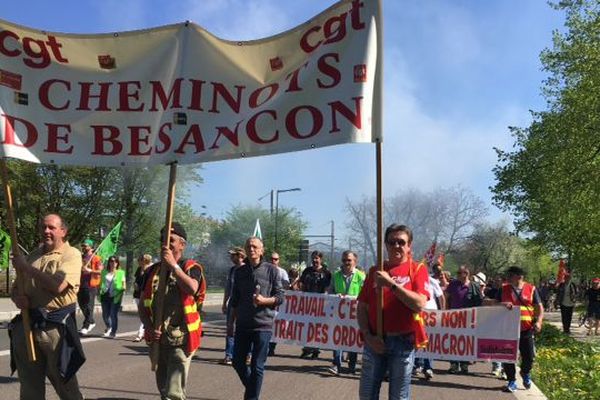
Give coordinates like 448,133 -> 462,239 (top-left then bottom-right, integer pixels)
274,187 -> 301,251
258,191 -> 275,215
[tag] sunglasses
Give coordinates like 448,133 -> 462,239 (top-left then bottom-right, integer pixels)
386,239 -> 407,247
342,258 -> 352,262
271,258 -> 279,261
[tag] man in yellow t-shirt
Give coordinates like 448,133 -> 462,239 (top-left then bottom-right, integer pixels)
11,213 -> 85,400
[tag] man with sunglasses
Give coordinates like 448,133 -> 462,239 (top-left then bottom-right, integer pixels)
267,252 -> 289,357
138,222 -> 206,400
357,224 -> 429,400
270,252 -> 290,288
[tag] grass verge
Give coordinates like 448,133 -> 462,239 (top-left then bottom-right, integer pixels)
533,323 -> 600,400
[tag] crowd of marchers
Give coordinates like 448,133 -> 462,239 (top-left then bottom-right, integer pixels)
8,215 -> 600,400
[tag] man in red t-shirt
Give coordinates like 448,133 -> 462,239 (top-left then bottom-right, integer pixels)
357,224 -> 429,400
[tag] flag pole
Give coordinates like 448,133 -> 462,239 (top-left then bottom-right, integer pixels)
150,162 -> 178,371
79,239 -> 104,272
0,159 -> 36,361
83,221 -> 122,270
375,0 -> 384,339
375,140 -> 384,338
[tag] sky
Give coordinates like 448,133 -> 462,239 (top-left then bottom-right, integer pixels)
1,0 -> 566,245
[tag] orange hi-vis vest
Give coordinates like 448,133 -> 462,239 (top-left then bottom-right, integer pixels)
501,283 -> 535,331
88,255 -> 102,288
141,259 -> 205,355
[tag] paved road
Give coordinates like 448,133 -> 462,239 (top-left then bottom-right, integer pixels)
0,305 -> 531,399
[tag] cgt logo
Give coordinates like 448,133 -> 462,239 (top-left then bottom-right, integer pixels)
0,29 -> 68,69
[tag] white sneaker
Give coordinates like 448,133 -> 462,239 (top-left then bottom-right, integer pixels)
87,323 -> 96,333
79,327 -> 89,335
424,369 -> 434,380
103,331 -> 112,338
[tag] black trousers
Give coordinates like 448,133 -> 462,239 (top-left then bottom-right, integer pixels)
560,305 -> 574,333
77,286 -> 97,328
504,329 -> 535,381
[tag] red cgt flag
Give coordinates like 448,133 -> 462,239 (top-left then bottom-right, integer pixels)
556,259 -> 567,284
421,242 -> 437,268
437,253 -> 445,268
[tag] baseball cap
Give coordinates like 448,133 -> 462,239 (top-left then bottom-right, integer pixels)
228,246 -> 246,257
592,278 -> 600,283
82,239 -> 94,247
160,222 -> 187,241
473,272 -> 487,285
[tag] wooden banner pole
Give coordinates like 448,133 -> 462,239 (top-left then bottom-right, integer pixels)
150,162 -> 178,371
0,159 -> 36,362
375,140 -> 384,338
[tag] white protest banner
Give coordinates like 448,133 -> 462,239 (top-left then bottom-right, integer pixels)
418,307 -> 521,363
273,291 -> 521,363
273,291 -> 364,353
0,0 -> 381,167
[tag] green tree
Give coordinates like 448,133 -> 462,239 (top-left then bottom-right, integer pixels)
518,242 -> 556,284
2,160 -> 119,250
109,164 -> 203,282
492,0 -> 600,274
451,221 -> 556,282
1,161 -> 203,284
200,205 -> 307,287
452,221 -> 521,278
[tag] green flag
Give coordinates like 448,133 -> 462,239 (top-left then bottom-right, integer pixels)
96,221 -> 122,263
0,227 -> 10,271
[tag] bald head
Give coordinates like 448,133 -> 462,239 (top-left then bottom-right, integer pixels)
41,214 -> 67,251
245,237 -> 264,265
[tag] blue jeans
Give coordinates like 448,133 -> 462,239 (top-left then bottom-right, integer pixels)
225,306 -> 234,358
359,335 -> 415,400
100,294 -> 120,335
233,329 -> 271,400
333,349 -> 357,370
225,335 -> 235,359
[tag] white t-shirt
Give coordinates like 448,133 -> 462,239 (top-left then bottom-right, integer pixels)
105,271 -> 115,297
425,276 -> 443,310
277,266 -> 290,288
